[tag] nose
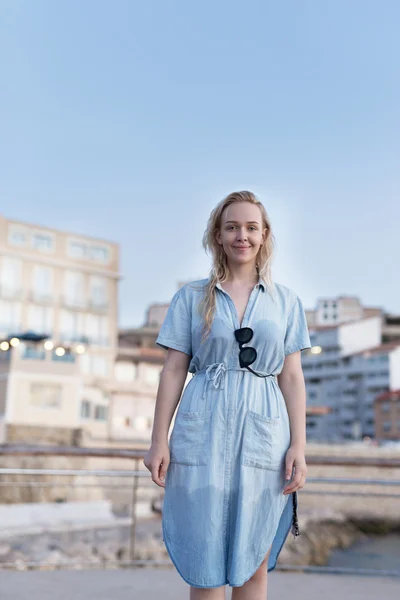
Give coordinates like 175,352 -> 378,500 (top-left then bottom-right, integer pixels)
236,227 -> 248,241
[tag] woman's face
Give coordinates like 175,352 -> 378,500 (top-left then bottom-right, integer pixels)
216,202 -> 266,269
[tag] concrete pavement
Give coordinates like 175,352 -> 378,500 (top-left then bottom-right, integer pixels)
1,567 -> 399,599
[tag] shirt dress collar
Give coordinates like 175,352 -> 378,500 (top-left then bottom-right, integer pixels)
215,277 -> 266,292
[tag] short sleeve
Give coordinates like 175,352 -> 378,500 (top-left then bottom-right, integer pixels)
155,288 -> 192,357
284,294 -> 311,356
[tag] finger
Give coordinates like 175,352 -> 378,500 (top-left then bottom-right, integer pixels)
285,459 -> 294,482
287,472 -> 306,494
283,474 -> 303,494
159,462 -> 169,486
151,465 -> 164,487
292,474 -> 306,493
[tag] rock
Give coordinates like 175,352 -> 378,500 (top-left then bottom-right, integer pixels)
0,543 -> 12,558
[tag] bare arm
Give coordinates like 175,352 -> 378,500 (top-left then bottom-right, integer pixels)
277,351 -> 307,449
152,348 -> 191,444
144,348 -> 190,487
277,351 -> 308,494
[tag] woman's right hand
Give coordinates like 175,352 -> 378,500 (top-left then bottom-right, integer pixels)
143,442 -> 170,488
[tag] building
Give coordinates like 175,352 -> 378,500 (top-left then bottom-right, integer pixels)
109,286 -> 196,442
109,325 -> 191,443
0,214 -> 120,444
109,340 -> 165,442
303,307 -> 400,441
374,390 -> 400,441
305,294 -> 384,329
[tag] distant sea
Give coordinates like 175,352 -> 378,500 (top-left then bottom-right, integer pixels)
328,534 -> 400,572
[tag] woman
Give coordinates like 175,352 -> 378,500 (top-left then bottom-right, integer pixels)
144,191 -> 311,598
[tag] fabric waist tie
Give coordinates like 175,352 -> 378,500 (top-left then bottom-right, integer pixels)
192,362 -> 276,400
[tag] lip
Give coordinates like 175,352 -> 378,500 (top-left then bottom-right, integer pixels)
233,246 -> 251,250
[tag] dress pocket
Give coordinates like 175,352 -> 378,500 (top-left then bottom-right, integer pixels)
169,408 -> 212,466
241,409 -> 283,471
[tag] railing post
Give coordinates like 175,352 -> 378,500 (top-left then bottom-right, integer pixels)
129,457 -> 139,562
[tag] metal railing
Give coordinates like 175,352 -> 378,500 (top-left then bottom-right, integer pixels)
0,445 -> 399,576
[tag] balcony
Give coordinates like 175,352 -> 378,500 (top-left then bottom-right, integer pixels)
62,296 -> 87,310
22,347 -> 46,361
88,336 -> 110,347
52,351 -> 75,363
29,291 -> 54,305
88,299 -> 109,313
60,334 -> 90,345
0,286 -> 23,300
6,344 -> 79,376
0,324 -> 22,337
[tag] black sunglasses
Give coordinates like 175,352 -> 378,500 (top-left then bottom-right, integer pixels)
234,327 -> 270,378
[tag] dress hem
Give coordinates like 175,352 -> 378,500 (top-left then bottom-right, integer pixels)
229,493 -> 291,587
162,518 -> 228,588
162,493 -> 292,588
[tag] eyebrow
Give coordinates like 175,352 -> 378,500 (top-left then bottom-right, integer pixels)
225,220 -> 260,225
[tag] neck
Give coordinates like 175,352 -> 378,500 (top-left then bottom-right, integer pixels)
224,262 -> 259,286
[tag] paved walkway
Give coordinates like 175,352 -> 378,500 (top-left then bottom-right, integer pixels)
1,567 -> 399,599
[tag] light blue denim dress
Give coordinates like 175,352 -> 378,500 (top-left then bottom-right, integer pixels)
156,277 -> 311,588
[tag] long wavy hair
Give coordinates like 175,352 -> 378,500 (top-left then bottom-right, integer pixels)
194,191 -> 276,342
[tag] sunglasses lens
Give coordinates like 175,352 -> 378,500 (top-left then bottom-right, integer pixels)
239,347 -> 257,368
235,327 -> 253,344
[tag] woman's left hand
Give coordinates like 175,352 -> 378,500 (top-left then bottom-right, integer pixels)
283,444 -> 307,495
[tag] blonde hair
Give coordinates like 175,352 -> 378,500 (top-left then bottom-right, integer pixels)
194,191 -> 276,342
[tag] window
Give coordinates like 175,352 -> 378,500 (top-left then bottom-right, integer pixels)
64,271 -> 86,308
60,310 -> 86,342
81,400 -> 91,419
115,361 -> 137,382
383,421 -> 392,432
32,266 -> 53,300
89,246 -> 110,264
30,383 -> 61,408
0,258 -> 22,297
381,402 -> 390,412
27,305 -> 53,335
89,276 -> 108,308
92,355 -> 108,377
145,366 -> 160,385
32,231 -> 54,252
8,225 -> 27,247
78,353 -> 108,376
0,300 -> 22,335
85,314 -> 108,345
135,416 -> 148,431
94,405 -> 107,421
68,240 -> 88,259
79,353 -> 91,373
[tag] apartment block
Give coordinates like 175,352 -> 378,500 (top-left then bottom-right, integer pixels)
305,294 -> 382,328
374,390 -> 400,441
110,337 -> 165,442
0,214 -> 120,443
303,312 -> 400,441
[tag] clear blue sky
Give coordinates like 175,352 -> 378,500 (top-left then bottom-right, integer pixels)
1,0 -> 399,326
